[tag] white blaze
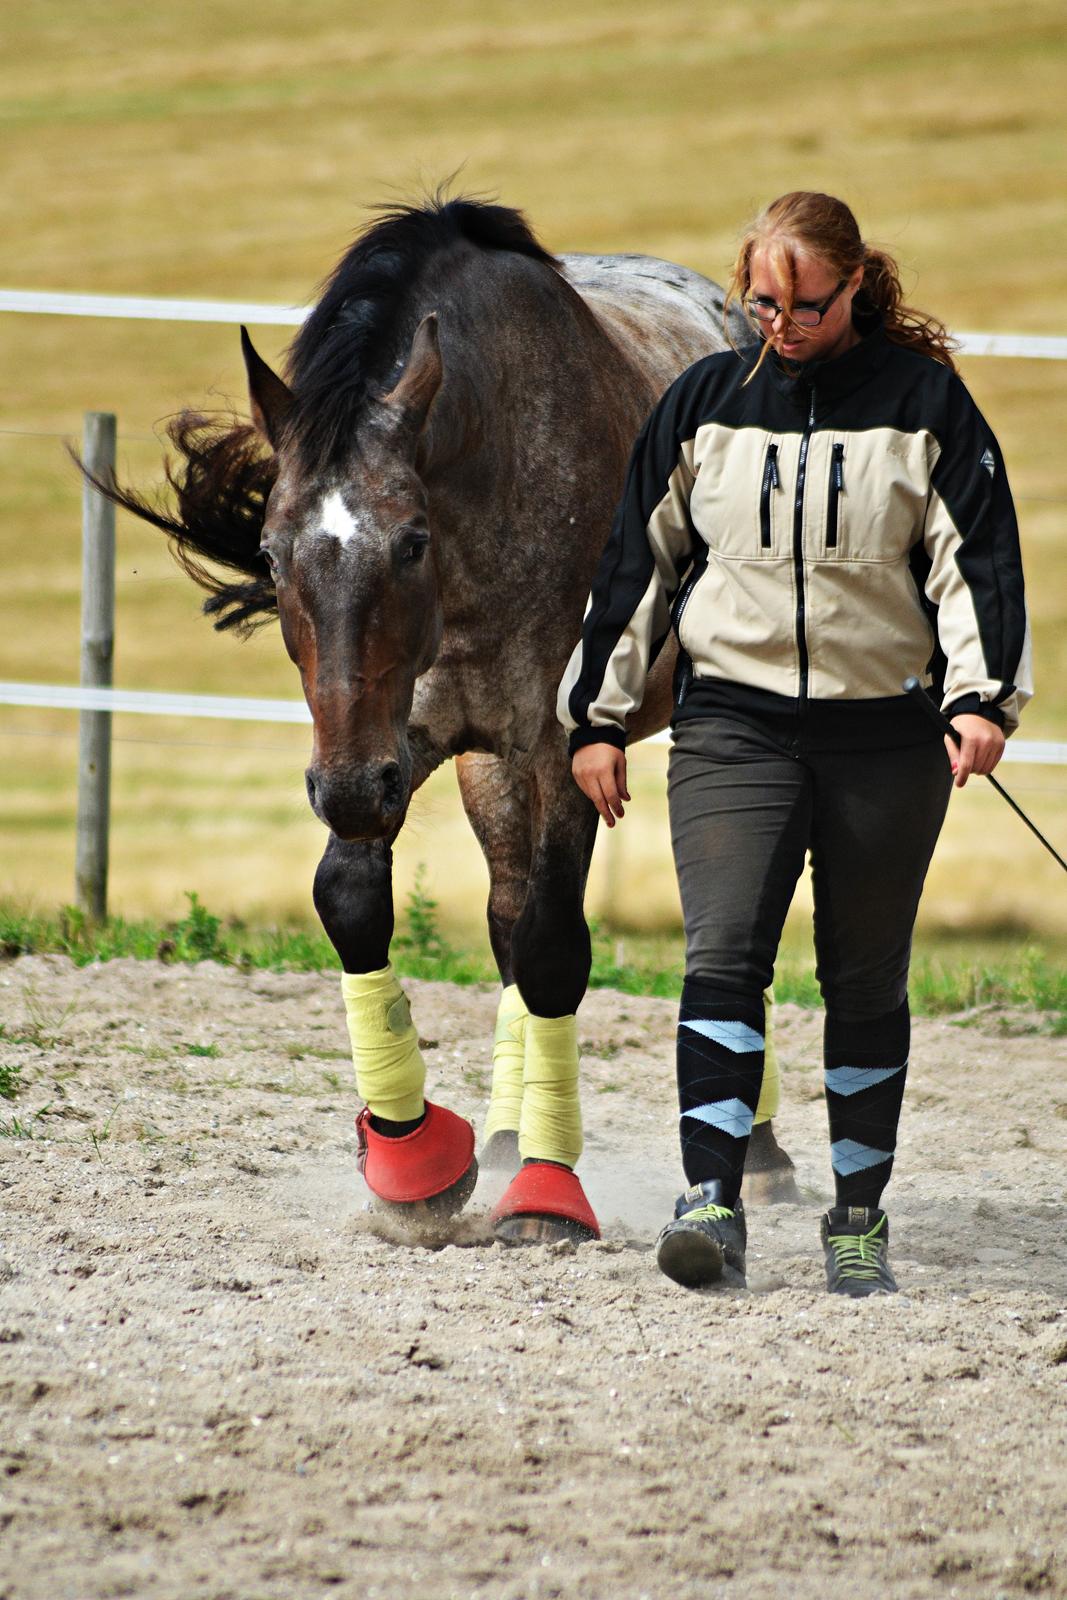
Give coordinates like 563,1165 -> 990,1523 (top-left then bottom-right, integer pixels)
319,489 -> 360,545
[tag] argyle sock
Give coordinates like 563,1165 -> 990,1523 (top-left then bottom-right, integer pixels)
824,999 -> 910,1207
676,977 -> 766,1208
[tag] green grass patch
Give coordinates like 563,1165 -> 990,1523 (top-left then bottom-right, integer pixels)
0,880 -> 493,983
1,894 -> 1065,1031
388,864 -> 496,984
88,1105 -> 120,1160
0,897 -> 339,972
909,947 -> 1067,1021
0,1106 -> 51,1139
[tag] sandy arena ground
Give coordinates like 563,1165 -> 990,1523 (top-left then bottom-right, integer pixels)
1,954 -> 1065,1600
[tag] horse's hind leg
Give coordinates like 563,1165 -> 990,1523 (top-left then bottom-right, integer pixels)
488,748 -> 601,1244
314,834 -> 476,1222
454,752 -> 532,1176
454,752 -> 531,985
742,991 -> 802,1205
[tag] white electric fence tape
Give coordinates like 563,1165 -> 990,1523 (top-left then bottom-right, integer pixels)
0,290 -> 307,327
0,682 -> 310,724
0,682 -> 1063,765
2,293 -> 1063,759
2,288 -> 1066,359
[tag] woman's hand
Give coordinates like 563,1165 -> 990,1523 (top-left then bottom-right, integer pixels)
571,743 -> 630,826
945,714 -> 1006,788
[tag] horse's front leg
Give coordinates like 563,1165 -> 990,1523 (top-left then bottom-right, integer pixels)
313,834 -> 395,975
487,748 -> 601,1244
314,833 -> 477,1220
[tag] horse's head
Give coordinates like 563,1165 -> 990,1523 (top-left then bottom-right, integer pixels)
243,317 -> 444,841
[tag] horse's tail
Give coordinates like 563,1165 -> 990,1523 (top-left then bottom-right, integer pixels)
73,412 -> 278,636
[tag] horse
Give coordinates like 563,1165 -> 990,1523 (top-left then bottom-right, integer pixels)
96,195 -> 798,1243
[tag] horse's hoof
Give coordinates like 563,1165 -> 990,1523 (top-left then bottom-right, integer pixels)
494,1212 -> 593,1246
742,1119 -> 803,1206
742,1164 -> 803,1207
479,1128 -> 521,1177
355,1101 -> 477,1213
491,1162 -> 600,1246
374,1158 -> 479,1225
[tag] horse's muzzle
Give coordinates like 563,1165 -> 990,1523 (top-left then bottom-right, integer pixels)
305,760 -> 407,840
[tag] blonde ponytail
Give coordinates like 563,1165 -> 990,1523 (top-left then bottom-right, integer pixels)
857,244 -> 959,368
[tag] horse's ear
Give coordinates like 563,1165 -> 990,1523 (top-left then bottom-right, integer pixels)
382,313 -> 443,435
241,326 -> 294,449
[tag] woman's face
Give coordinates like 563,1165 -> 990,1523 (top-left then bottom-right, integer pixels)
748,246 -> 863,363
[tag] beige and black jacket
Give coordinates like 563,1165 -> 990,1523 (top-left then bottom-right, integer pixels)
559,322 -> 1031,753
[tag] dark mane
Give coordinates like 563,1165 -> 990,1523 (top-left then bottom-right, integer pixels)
284,195 -> 559,471
77,195 -> 560,633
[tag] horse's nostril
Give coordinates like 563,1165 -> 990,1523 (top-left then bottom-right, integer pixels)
305,770 -> 319,810
380,761 -> 402,813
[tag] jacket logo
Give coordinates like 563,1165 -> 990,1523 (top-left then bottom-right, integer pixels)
980,447 -> 996,478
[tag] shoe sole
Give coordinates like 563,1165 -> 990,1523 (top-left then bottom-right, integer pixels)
656,1225 -> 725,1289
827,1277 -> 897,1298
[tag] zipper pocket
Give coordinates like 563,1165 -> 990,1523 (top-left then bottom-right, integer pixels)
671,545 -> 708,672
672,579 -> 696,707
673,649 -> 693,707
826,442 -> 845,549
671,568 -> 698,641
760,442 -> 780,549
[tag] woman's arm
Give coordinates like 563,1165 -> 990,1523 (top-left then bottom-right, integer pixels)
923,376 -> 1032,739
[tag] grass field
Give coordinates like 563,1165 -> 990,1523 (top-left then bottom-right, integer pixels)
3,892 -> 1066,1031
3,0 -> 1066,940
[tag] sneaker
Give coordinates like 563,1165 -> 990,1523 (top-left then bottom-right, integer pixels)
821,1205 -> 898,1297
655,1180 -> 747,1289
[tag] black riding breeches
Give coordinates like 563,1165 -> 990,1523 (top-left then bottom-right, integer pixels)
667,714 -> 952,1011
665,713 -> 952,1205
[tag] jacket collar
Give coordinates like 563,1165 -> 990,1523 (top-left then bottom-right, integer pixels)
747,312 -> 894,407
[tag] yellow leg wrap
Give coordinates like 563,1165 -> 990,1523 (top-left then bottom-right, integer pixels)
483,983 -> 527,1142
518,1011 -> 583,1168
340,964 -> 425,1124
754,985 -> 779,1124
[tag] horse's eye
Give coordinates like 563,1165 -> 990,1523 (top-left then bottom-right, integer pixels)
259,545 -> 277,574
398,528 -> 430,565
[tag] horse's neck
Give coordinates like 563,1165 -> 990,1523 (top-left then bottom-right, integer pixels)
412,254 -> 671,640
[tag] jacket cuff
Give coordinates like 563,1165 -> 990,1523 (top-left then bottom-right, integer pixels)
943,693 -> 1006,730
567,724 -> 628,758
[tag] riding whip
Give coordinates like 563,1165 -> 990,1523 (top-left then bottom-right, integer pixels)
902,677 -> 1067,875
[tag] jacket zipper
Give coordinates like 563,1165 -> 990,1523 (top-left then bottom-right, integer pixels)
793,388 -> 816,706
760,442 -> 779,549
826,441 -> 844,549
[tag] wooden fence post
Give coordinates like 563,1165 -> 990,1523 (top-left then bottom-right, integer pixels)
75,411 -> 116,922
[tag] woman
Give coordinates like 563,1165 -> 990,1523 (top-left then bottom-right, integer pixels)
558,192 -> 1031,1296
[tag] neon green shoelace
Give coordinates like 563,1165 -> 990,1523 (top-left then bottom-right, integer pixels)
682,1202 -> 734,1225
827,1219 -> 888,1279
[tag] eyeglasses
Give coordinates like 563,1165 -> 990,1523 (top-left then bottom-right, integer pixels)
745,279 -> 847,329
